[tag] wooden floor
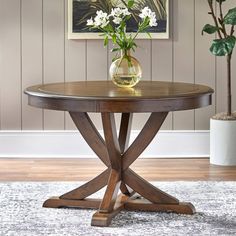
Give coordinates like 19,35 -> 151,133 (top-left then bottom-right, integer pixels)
0,158 -> 236,181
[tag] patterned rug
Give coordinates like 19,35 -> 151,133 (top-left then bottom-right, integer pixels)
0,181 -> 236,236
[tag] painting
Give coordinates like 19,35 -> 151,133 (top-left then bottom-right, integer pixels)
68,0 -> 169,39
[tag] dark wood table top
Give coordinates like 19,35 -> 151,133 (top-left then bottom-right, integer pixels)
25,81 -> 214,113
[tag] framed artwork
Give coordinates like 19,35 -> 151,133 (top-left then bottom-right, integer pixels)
68,0 -> 169,39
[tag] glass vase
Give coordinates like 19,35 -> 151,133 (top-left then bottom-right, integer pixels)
109,50 -> 142,88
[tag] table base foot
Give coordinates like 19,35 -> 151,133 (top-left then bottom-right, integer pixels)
43,197 -> 101,209
91,206 -> 124,227
125,198 -> 196,215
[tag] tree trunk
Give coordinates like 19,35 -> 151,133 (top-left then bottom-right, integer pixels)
227,54 -> 232,116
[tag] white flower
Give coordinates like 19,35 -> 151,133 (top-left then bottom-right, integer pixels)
94,16 -> 102,27
86,17 -> 94,26
110,7 -> 130,18
110,7 -> 123,17
113,17 -> 122,25
139,7 -> 152,19
96,10 -> 108,18
149,12 -> 157,27
122,8 -> 131,16
101,20 -> 109,28
139,7 -> 157,27
149,17 -> 157,27
94,10 -> 109,28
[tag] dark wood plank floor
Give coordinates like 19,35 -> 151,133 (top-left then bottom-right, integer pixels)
0,158 -> 236,181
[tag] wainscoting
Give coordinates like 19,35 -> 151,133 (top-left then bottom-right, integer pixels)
0,130 -> 209,158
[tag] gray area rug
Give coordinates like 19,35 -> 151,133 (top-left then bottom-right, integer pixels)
0,181 -> 236,236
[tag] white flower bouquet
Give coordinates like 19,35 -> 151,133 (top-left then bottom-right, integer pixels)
86,0 -> 157,54
86,0 -> 158,88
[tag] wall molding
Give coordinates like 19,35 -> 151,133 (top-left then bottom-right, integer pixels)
0,130 -> 210,158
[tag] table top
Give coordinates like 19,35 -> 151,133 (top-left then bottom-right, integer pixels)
25,81 -> 214,113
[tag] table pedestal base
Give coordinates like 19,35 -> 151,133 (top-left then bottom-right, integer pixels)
44,196 -> 195,227
43,112 -> 196,227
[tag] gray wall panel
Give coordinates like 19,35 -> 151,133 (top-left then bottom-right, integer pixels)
0,0 -> 235,131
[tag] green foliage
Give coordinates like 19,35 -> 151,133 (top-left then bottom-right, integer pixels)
224,7 -> 236,25
210,36 -> 236,56
202,24 -> 220,35
104,35 -> 109,47
203,0 -> 236,57
87,2 -> 156,54
127,0 -> 134,8
204,0 -> 235,115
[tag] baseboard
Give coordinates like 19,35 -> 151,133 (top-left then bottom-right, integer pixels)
0,130 -> 210,158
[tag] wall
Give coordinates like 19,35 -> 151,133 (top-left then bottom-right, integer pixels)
0,0 -> 236,132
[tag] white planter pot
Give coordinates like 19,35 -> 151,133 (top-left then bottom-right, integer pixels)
210,118 -> 236,166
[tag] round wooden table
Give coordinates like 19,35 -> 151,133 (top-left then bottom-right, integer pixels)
25,81 -> 214,227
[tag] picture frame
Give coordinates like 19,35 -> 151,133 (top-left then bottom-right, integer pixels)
68,0 -> 169,39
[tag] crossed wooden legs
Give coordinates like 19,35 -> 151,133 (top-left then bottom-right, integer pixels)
43,112 -> 195,227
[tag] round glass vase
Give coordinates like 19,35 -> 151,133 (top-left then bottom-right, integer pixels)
109,50 -> 142,88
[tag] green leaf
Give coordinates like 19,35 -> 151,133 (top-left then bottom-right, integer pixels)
146,32 -> 152,39
210,36 -> 236,56
224,7 -> 236,25
202,24 -> 220,35
106,24 -> 114,33
104,35 -> 109,47
125,15 -> 131,21
132,41 -> 136,48
127,0 -> 134,8
112,34 -> 117,44
111,48 -> 120,52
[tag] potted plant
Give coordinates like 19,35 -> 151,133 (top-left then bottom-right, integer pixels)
202,0 -> 236,165
86,0 -> 157,88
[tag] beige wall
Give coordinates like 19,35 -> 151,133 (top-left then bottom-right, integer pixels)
0,0 -> 235,131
